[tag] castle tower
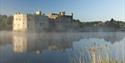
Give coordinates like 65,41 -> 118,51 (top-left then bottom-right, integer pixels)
35,11 -> 42,15
71,12 -> 73,19
13,12 -> 27,32
13,11 -> 49,32
59,11 -> 65,16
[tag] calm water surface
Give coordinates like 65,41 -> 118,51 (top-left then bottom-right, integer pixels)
0,32 -> 125,63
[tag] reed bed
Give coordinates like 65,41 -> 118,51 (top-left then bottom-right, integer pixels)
70,45 -> 124,63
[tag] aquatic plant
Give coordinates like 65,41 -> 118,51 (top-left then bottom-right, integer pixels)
70,44 -> 123,63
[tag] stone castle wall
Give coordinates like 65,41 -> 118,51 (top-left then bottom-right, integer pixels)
13,11 -> 73,32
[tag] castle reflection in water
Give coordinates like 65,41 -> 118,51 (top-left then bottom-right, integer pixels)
12,33 -> 74,53
11,32 -> 125,53
0,32 -> 125,63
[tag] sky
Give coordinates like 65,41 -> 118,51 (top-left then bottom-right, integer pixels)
0,0 -> 124,21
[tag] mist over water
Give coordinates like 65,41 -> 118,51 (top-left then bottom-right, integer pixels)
0,31 -> 125,63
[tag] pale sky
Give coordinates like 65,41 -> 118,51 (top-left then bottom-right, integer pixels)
0,0 -> 124,21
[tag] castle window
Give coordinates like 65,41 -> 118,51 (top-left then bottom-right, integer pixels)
40,23 -> 42,26
19,18 -> 21,21
16,18 -> 18,21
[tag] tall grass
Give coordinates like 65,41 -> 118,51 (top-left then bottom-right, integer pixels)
70,45 -> 124,63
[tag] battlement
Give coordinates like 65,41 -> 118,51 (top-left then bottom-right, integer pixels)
48,11 -> 73,19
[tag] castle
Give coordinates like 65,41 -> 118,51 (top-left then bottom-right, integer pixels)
13,11 -> 74,32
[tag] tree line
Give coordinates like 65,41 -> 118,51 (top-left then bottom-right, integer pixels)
0,15 -> 125,32
0,15 -> 13,30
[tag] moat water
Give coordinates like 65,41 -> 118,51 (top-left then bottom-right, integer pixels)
0,32 -> 125,63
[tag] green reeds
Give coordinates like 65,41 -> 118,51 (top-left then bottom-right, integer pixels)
70,45 -> 123,63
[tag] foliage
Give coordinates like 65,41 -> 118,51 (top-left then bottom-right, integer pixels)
0,15 -> 13,30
